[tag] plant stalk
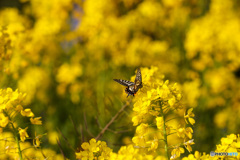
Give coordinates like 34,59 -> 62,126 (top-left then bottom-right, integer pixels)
159,101 -> 169,160
5,110 -> 23,160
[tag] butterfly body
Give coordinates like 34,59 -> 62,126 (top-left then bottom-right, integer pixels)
114,68 -> 142,97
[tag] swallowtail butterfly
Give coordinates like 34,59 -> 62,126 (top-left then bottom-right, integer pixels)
114,68 -> 143,97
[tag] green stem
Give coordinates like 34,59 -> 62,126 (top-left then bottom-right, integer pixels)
5,111 -> 23,160
159,101 -> 169,160
13,124 -> 23,160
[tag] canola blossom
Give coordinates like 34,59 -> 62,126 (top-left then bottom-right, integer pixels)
75,67 -> 239,160
74,67 -> 194,159
0,88 -> 63,159
0,0 -> 240,159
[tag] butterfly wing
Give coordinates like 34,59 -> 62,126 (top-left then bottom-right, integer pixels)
113,79 -> 135,86
135,68 -> 142,86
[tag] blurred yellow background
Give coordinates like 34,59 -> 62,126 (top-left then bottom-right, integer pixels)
0,0 -> 240,159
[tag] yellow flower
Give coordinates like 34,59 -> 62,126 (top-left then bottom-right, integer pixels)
177,127 -> 193,139
168,96 -> 176,107
30,117 -> 42,125
75,150 -> 88,159
56,63 -> 82,84
15,105 -> 23,112
17,67 -> 49,104
33,132 -> 42,147
184,108 -> 195,125
0,113 -> 9,127
194,151 -> 200,159
177,128 -> 185,138
182,154 -> 196,160
215,133 -> 240,158
136,123 -> 149,135
146,137 -> 159,151
89,138 -> 99,152
182,151 -> 209,160
81,142 -> 90,150
48,131 -> 59,145
132,135 -> 146,147
18,127 -> 29,142
75,151 -> 82,159
158,81 -> 170,99
221,134 -> 236,145
21,108 -> 34,117
171,147 -> 185,159
132,115 -> 142,126
184,139 -> 195,152
76,138 -> 112,159
185,127 -> 193,139
156,116 -> 164,129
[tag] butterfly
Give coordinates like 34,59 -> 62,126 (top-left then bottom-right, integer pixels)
114,68 -> 143,97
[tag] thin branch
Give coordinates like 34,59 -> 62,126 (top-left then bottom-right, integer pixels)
83,112 -> 95,137
95,116 -> 102,129
80,124 -> 84,143
40,147 -> 46,159
57,128 -> 75,152
56,139 -> 66,160
106,128 -> 132,134
69,116 -> 81,140
95,100 -> 131,140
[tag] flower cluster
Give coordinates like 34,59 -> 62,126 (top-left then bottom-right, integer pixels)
1,0 -> 240,159
0,88 -> 42,131
130,67 -> 195,159
182,134 -> 240,160
0,132 -> 62,160
0,88 -> 63,159
182,151 -> 213,160
215,134 -> 240,159
75,138 -> 112,160
183,0 -> 240,135
0,27 -> 11,60
74,67 -> 196,159
109,144 -> 166,160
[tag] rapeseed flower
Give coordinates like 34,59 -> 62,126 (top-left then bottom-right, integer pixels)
156,116 -> 164,129
33,133 -> 42,147
109,144 -> 154,160
136,123 -> 149,135
130,67 -> 194,158
21,108 -> 34,117
184,139 -> 195,152
2,0 -> 240,158
0,88 -> 54,158
182,151 -> 213,160
75,138 -> 112,160
30,117 -> 42,125
146,137 -> 159,151
0,113 -> 9,127
18,127 -> 29,142
177,128 -> 185,138
171,147 -> 184,159
184,108 -> 195,125
132,135 -> 146,147
215,133 -> 240,159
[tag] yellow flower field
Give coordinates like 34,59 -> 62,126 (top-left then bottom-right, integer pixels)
0,0 -> 240,159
